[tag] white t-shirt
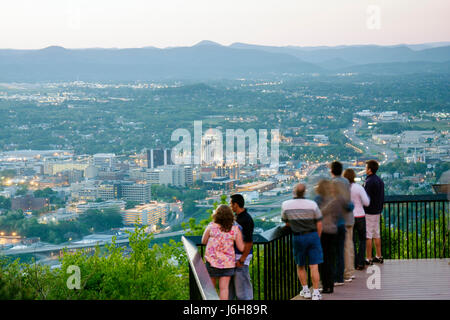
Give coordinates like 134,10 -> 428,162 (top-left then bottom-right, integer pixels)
350,183 -> 370,218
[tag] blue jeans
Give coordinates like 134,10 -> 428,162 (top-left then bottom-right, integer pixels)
335,224 -> 346,283
228,265 -> 253,300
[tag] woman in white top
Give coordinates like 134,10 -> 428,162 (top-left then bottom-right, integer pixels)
343,169 -> 370,270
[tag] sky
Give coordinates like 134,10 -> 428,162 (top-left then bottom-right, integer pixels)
0,0 -> 449,49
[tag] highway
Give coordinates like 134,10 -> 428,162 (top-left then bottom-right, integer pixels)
343,119 -> 398,164
0,230 -> 187,256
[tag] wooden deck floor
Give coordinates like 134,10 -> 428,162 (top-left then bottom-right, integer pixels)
292,259 -> 450,300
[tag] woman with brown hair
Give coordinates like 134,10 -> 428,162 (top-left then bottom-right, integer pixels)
314,179 -> 343,294
202,204 -> 245,299
343,168 -> 370,270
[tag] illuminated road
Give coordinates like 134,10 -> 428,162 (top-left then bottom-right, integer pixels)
1,230 -> 187,256
343,119 -> 398,164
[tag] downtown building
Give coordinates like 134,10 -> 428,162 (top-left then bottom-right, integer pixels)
72,180 -> 151,203
121,202 -> 169,227
93,153 -> 117,171
147,148 -> 172,169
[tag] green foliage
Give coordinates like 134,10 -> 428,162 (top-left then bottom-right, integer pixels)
79,208 -> 123,232
0,227 -> 189,299
125,200 -> 140,209
15,185 -> 28,196
33,187 -> 65,205
0,195 -> 11,209
380,208 -> 449,259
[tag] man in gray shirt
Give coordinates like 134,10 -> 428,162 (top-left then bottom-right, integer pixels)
281,184 -> 323,300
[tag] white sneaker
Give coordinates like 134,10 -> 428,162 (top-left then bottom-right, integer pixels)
351,275 -> 356,279
344,278 -> 353,283
300,288 -> 312,299
312,292 -> 322,300
334,282 -> 344,286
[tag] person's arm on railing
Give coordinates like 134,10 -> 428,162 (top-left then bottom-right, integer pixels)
201,225 -> 211,245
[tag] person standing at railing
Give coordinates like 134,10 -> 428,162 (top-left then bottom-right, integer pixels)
202,204 -> 246,300
282,183 -> 323,300
343,168 -> 370,270
314,179 -> 345,294
363,160 -> 385,265
228,194 -> 255,300
329,161 -> 354,286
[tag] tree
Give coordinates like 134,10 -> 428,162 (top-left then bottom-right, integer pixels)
0,196 -> 11,210
0,227 -> 189,299
15,186 -> 28,196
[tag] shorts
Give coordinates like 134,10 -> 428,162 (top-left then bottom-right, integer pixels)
205,260 -> 235,277
292,232 -> 323,266
366,214 -> 381,239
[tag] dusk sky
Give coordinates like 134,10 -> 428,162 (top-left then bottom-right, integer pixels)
1,0 -> 449,49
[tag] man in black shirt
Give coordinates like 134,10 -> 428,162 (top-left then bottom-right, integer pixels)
229,194 -> 254,300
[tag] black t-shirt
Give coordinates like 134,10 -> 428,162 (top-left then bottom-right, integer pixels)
235,209 -> 254,255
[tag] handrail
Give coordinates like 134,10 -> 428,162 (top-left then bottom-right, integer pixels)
181,236 -> 219,300
184,194 -> 449,300
385,194 -> 448,202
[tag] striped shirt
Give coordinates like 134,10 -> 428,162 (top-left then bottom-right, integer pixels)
281,198 -> 323,233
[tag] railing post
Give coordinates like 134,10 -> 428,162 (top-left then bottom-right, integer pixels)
188,264 -> 202,300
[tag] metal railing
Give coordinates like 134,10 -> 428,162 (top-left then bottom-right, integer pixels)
184,194 -> 449,300
381,194 -> 449,259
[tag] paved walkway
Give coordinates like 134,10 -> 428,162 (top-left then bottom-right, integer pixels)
293,259 -> 450,300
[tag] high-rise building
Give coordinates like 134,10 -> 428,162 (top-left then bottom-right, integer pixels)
147,149 -> 173,168
201,133 -> 222,165
184,165 -> 194,186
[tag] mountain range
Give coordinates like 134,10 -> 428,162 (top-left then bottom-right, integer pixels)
0,41 -> 449,81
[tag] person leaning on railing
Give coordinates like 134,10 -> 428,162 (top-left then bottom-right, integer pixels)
202,204 -> 246,300
281,183 -> 323,300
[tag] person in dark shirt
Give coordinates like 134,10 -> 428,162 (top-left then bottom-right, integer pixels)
363,160 -> 385,265
228,193 -> 254,300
